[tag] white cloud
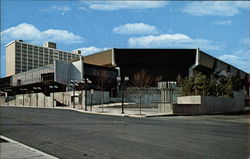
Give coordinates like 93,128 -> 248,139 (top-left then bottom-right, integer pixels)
182,1 -> 250,16
214,20 -> 232,25
75,47 -> 110,56
87,1 -> 168,11
1,23 -> 83,44
128,33 -> 221,51
235,1 -> 250,10
113,23 -> 159,35
219,50 -> 250,73
49,6 -> 71,12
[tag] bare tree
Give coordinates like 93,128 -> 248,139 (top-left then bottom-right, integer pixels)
176,74 -> 182,87
95,70 -> 112,110
130,69 -> 154,115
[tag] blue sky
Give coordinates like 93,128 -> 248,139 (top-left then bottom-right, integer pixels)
1,1 -> 250,77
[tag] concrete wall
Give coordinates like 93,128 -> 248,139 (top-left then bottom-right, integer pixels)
6,41 -> 16,76
54,61 -> 71,85
86,90 -> 109,105
160,87 -> 181,104
118,87 -> 160,104
1,93 -> 53,107
11,64 -> 54,86
177,96 -> 202,104
72,59 -> 84,81
54,60 -> 83,88
159,92 -> 245,114
158,103 -> 173,114
0,90 -> 109,108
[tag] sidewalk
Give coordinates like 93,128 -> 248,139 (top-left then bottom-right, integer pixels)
0,136 -> 58,159
65,103 -> 172,118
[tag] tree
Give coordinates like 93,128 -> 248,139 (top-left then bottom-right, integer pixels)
95,70 -> 112,109
216,75 -> 233,97
193,73 -> 209,96
176,74 -> 182,87
179,72 -> 234,98
130,69 -> 161,115
180,76 -> 195,96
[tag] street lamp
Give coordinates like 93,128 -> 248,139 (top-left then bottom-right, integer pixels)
80,78 -> 92,111
33,87 -> 41,107
117,76 -> 129,114
49,85 -> 58,107
90,89 -> 94,112
70,80 -> 79,109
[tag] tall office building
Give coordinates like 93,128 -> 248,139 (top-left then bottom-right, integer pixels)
5,40 -> 82,76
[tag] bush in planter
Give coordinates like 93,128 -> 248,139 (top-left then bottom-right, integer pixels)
180,73 -> 233,98
180,76 -> 194,96
193,73 -> 210,96
217,75 -> 233,98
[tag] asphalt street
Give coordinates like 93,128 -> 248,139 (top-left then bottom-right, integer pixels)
0,107 -> 249,159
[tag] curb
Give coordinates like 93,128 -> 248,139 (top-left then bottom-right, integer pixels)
0,135 -> 58,159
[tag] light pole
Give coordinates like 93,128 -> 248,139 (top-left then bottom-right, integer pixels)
80,78 -> 92,111
117,76 -> 129,114
33,87 -> 41,107
90,89 -> 94,112
49,85 -> 58,107
70,80 -> 79,109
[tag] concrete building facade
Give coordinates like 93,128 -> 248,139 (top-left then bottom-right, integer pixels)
5,40 -> 82,76
84,48 -> 248,81
0,57 -> 118,97
84,48 -> 249,105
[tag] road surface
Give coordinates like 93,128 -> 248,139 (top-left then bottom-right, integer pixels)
0,107 -> 249,159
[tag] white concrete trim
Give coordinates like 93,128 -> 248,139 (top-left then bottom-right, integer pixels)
5,40 -> 16,47
111,48 -> 116,67
0,135 -> 59,159
195,48 -> 200,66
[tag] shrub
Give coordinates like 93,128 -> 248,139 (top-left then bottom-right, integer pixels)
180,73 -> 234,98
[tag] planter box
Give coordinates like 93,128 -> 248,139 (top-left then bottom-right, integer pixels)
172,92 -> 245,114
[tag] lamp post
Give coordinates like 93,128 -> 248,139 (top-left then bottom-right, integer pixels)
117,76 -> 129,114
70,80 -> 79,109
33,87 -> 41,107
90,89 -> 94,111
49,85 -> 58,107
80,78 -> 92,111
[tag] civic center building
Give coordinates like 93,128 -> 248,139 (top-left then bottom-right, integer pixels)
0,40 -> 249,105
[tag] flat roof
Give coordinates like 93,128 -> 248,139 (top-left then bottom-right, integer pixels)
5,40 -> 82,55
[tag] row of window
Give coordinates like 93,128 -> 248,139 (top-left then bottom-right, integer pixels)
16,54 -> 75,60
16,55 -> 76,63
15,43 -> 79,58
16,51 -> 78,59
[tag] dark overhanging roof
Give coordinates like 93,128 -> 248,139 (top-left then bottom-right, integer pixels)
113,48 -> 197,68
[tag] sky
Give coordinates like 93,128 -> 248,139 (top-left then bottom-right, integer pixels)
1,1 -> 250,77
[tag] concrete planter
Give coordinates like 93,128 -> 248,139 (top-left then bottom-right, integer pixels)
175,92 -> 244,114
159,92 -> 244,115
